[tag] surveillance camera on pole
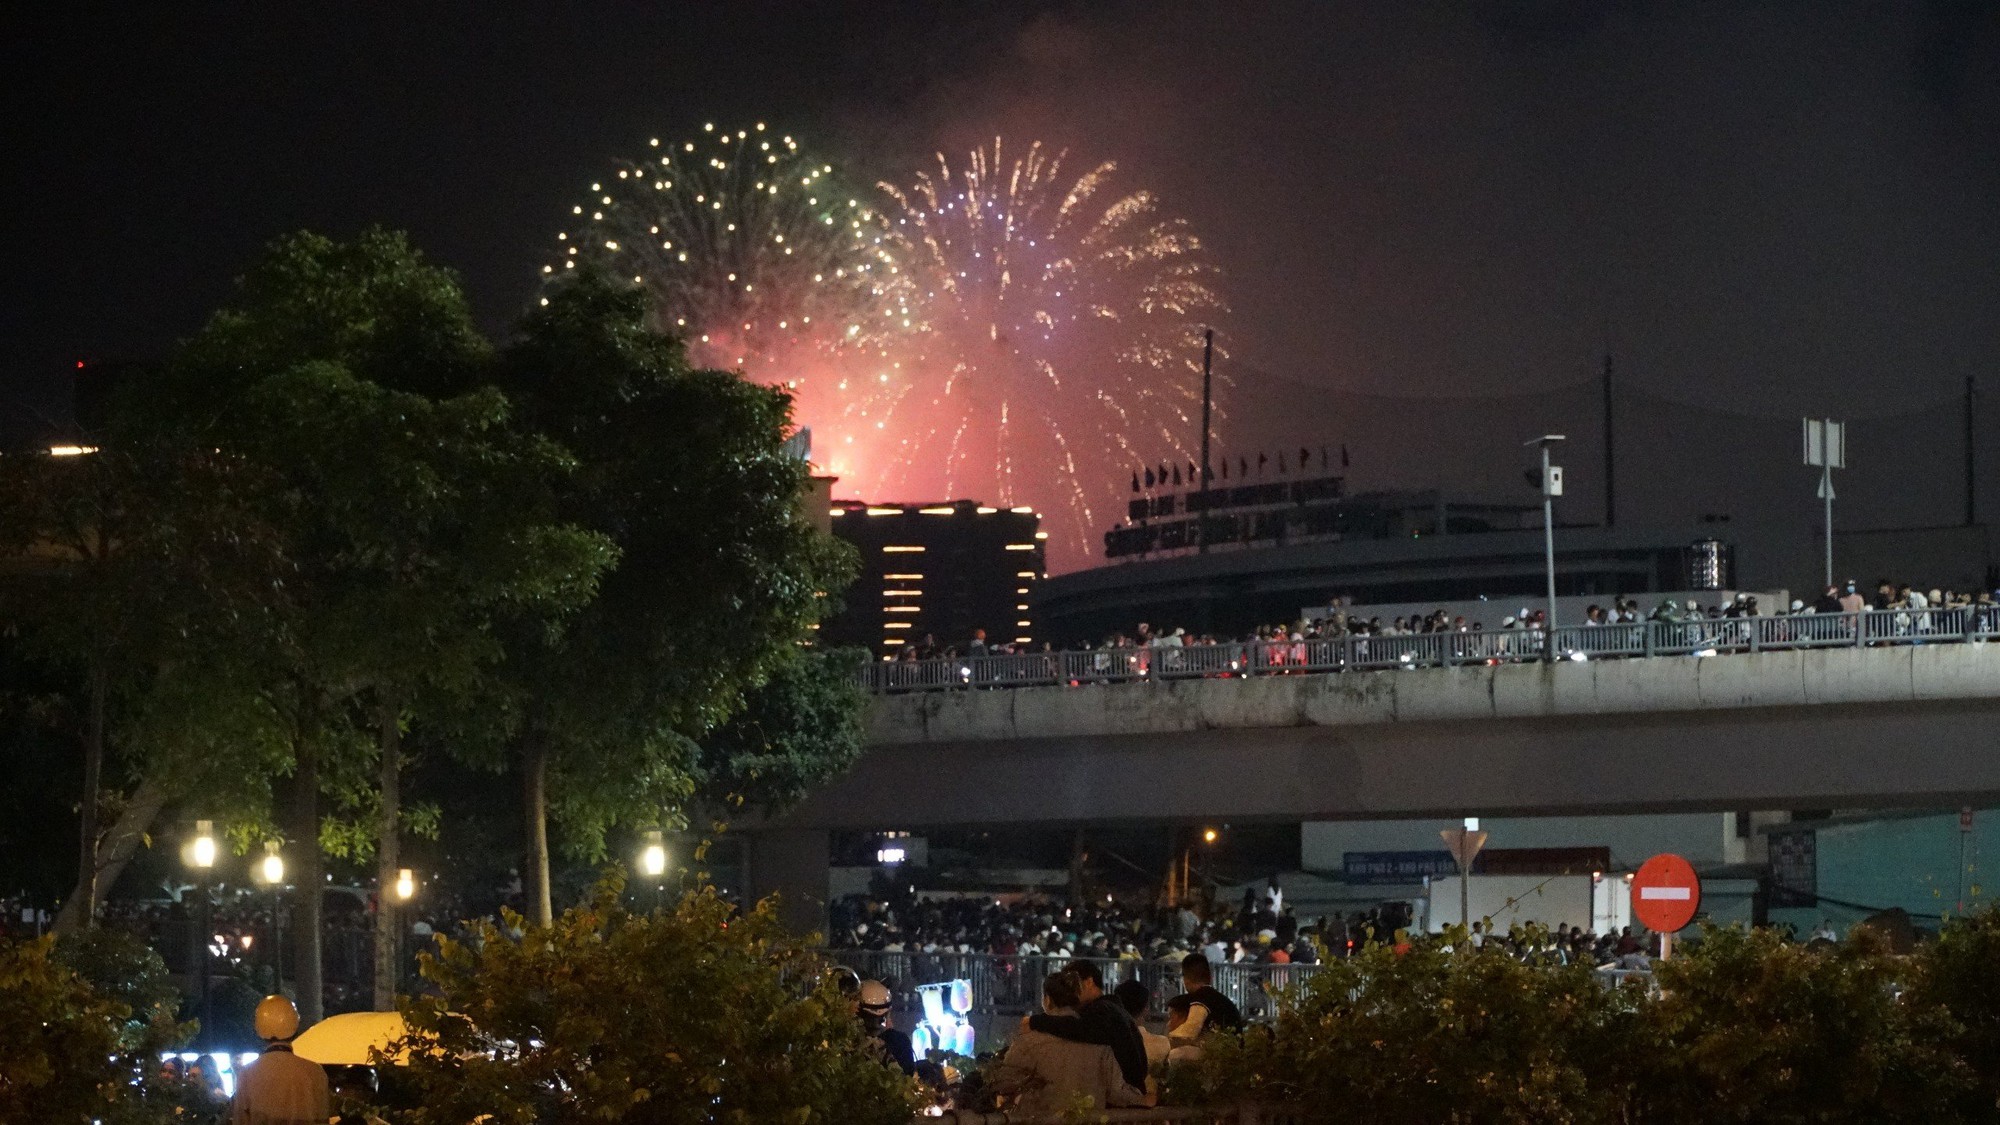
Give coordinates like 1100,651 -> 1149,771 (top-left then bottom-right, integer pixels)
1525,435 -> 1566,648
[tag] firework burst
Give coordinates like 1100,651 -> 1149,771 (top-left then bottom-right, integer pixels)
863,137 -> 1227,562
544,124 -> 916,479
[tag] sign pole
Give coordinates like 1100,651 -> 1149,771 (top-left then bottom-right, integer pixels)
1459,832 -> 1470,931
1441,819 -> 1487,933
1631,853 -> 1702,961
1805,419 -> 1843,588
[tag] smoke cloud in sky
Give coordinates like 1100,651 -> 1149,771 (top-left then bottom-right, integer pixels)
839,0 -> 1999,416
9,1 -> 1998,568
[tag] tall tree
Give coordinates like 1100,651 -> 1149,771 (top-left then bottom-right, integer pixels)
143,230 -> 612,1018
495,271 -> 855,924
0,445 -> 290,933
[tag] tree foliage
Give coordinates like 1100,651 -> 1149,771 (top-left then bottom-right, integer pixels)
695,646 -> 870,814
389,877 -> 917,1125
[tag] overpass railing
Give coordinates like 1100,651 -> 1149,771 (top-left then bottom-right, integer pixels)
859,607 -> 2000,692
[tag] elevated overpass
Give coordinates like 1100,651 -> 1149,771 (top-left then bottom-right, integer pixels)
747,628 -> 2000,928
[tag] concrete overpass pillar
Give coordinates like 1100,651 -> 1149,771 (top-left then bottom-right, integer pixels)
744,828 -> 832,939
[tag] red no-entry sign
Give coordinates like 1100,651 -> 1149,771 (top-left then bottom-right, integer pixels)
1631,853 -> 1701,933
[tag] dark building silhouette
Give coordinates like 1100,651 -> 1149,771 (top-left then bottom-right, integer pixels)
820,500 -> 1045,659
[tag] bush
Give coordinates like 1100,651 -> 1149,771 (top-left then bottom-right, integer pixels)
1173,913 -> 2000,1124
1644,924 -> 1968,1123
1169,925 -> 1646,1125
388,875 -> 918,1124
0,933 -> 196,1124
53,926 -> 184,1041
1902,908 -> 2000,1117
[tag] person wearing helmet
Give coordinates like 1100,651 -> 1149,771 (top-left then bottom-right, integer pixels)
855,979 -> 916,1075
229,995 -> 330,1125
831,965 -> 862,1011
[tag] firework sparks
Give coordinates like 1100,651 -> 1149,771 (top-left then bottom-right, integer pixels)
545,124 -> 915,483
864,138 -> 1227,564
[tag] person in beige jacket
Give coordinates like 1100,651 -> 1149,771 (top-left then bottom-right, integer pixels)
986,970 -> 1149,1117
230,996 -> 330,1125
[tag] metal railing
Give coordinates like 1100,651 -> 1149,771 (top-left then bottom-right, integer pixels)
825,950 -> 1648,1017
859,607 -> 2000,692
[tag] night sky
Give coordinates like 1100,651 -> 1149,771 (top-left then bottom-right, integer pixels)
10,2 -> 1999,567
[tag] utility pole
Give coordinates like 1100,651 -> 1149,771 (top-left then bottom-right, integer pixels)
1526,435 -> 1566,650
1198,328 -> 1214,554
1602,355 -> 1615,528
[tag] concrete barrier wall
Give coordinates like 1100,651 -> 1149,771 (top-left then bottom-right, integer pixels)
866,644 -> 2000,747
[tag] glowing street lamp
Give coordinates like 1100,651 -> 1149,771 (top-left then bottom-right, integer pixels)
381,868 -> 420,1006
640,831 -> 669,913
191,820 -> 217,871
187,821 -> 217,1046
258,842 -> 285,994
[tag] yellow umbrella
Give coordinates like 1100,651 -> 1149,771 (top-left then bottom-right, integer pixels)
292,1011 -> 414,1066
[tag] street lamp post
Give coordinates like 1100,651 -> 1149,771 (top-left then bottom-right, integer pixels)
189,820 -> 216,1046
259,841 -> 285,995
1526,435 -> 1566,656
641,831 -> 668,913
393,868 -> 415,996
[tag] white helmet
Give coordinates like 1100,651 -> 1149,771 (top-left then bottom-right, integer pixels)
857,979 -> 892,1017
253,994 -> 300,1041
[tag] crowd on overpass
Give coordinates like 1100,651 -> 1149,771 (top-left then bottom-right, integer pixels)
871,575 -> 1999,689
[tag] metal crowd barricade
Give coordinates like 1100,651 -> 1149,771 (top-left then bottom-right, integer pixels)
925,1108 -> 1306,1125
861,608 -> 1997,693
818,950 -> 1319,1018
